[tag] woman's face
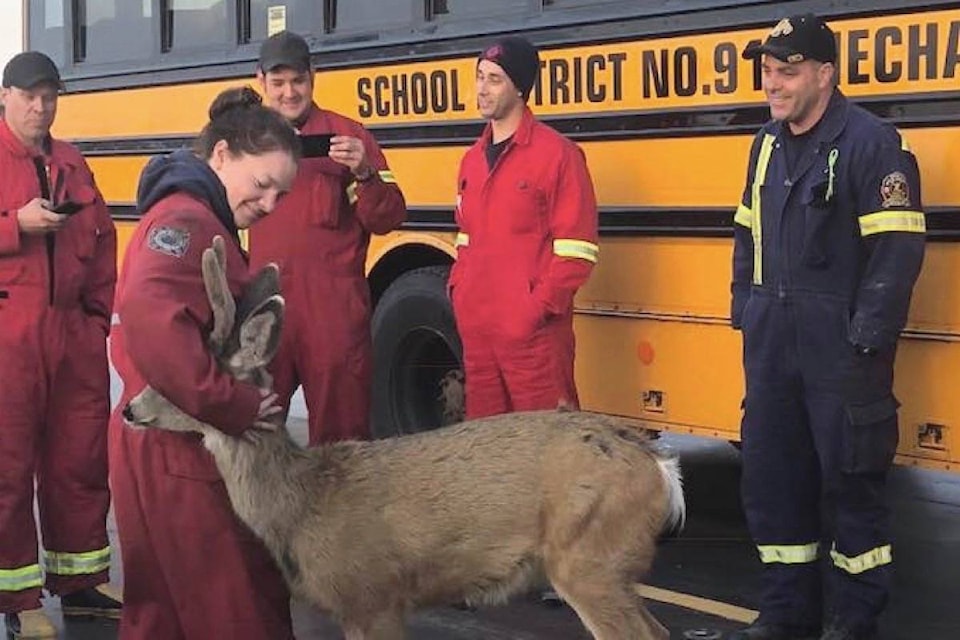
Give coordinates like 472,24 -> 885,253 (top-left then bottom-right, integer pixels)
209,140 -> 298,229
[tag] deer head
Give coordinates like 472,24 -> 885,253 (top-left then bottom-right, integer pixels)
122,235 -> 285,433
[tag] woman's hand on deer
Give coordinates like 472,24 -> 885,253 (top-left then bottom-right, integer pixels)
248,388 -> 284,435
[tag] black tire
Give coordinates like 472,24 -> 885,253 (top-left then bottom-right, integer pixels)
370,266 -> 464,438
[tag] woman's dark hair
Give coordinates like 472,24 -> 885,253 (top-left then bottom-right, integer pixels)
194,86 -> 300,161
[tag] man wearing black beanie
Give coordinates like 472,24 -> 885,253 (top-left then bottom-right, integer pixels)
449,36 -> 600,422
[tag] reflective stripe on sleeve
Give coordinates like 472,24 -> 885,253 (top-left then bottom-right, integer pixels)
553,239 -> 599,263
44,546 -> 111,577
831,544 -> 892,575
757,542 -> 820,565
347,171 -> 396,205
858,211 -> 926,236
0,564 -> 43,592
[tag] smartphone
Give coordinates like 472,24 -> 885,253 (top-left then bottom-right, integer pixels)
299,134 -> 333,158
50,201 -> 83,215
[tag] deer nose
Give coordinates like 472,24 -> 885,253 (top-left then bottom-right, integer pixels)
122,404 -> 135,422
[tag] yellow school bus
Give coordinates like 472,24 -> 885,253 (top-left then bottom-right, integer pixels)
25,0 -> 959,472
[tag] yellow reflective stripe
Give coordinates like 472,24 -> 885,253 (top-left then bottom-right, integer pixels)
858,210 -> 926,236
0,564 -> 43,592
238,228 -> 249,252
455,232 -> 469,248
44,546 -> 111,577
831,544 -> 892,575
346,181 -> 359,205
553,239 -> 599,263
378,170 -> 397,184
757,542 -> 819,565
751,134 -> 776,285
734,203 -> 753,228
897,129 -> 911,152
0,565 -> 43,592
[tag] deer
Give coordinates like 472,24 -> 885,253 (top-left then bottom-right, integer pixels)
122,236 -> 685,640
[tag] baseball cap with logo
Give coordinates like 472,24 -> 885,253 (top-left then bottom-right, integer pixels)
258,31 -> 311,73
2,51 -> 63,90
742,13 -> 837,64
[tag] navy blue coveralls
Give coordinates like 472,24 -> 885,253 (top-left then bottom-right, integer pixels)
732,90 -> 925,631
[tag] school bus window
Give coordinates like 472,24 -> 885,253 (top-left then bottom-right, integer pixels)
541,0 -> 625,7
160,0 -> 229,53
245,1 -> 316,42
71,0 -> 154,64
27,0 -> 68,66
426,0 -> 526,21
325,0 -> 412,34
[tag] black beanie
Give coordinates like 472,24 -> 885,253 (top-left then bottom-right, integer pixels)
478,36 -> 540,101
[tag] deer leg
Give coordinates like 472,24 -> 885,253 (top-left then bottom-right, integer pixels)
342,610 -> 406,640
636,595 -> 670,640
545,530 -> 665,640
550,572 -> 667,640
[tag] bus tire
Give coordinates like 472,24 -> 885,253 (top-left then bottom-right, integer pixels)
370,265 -> 464,439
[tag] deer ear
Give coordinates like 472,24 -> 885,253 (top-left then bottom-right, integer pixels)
233,263 -> 280,329
202,235 -> 236,349
212,235 -> 226,270
238,295 -> 284,368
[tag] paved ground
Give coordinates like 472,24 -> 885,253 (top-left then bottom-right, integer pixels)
4,391 -> 959,638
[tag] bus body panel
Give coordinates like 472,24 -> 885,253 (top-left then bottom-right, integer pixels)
21,0 -> 960,472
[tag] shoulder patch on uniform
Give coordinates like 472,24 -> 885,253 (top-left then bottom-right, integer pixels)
147,226 -> 190,258
880,171 -> 911,208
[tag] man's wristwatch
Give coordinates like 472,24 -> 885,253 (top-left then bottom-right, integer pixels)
354,165 -> 376,183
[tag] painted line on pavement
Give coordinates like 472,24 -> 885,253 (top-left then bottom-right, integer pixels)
635,585 -> 759,624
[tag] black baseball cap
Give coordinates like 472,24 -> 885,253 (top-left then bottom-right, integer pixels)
258,31 -> 311,73
2,51 -> 63,90
742,14 -> 837,64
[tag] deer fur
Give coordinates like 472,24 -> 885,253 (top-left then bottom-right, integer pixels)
123,236 -> 685,640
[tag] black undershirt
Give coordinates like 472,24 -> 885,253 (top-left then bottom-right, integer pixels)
485,136 -> 512,171
781,118 -> 822,179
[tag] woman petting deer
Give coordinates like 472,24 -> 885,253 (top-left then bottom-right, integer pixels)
107,87 -> 300,640
113,88 -> 684,640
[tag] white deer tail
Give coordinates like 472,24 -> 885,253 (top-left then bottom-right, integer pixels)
656,454 -> 685,536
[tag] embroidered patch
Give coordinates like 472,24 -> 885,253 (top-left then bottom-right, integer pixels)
879,171 -> 911,208
770,18 -> 794,37
147,226 -> 190,258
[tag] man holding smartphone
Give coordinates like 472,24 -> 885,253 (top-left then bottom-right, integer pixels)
0,52 -> 120,637
251,31 -> 407,446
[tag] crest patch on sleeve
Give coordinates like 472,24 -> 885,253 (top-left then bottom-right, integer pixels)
879,171 -> 911,208
148,226 -> 190,258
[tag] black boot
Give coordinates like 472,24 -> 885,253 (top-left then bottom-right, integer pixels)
60,584 -> 122,620
820,620 -> 879,640
729,621 -> 821,640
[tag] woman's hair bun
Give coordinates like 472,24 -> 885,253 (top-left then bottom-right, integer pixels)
208,86 -> 263,121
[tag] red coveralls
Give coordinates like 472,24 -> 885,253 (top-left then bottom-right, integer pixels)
248,104 -> 406,445
108,195 -> 292,639
450,107 -> 599,419
0,120 -> 116,612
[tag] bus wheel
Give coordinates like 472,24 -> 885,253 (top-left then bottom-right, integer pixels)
370,265 -> 463,438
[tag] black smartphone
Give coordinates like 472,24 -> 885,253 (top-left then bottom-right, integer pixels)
50,201 -> 83,215
299,134 -> 333,158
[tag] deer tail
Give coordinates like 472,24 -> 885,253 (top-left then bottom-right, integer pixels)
655,454 -> 685,536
